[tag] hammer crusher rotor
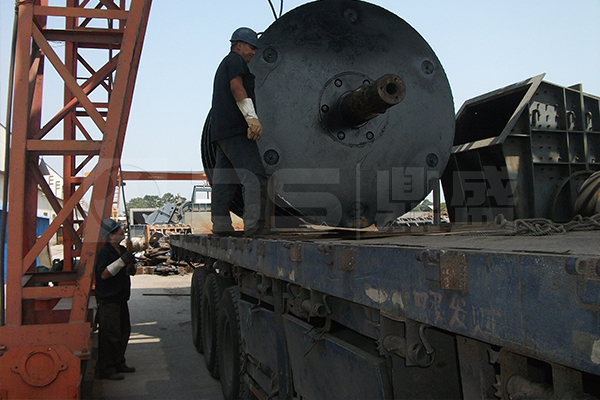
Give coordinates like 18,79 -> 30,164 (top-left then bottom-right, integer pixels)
202,0 -> 455,228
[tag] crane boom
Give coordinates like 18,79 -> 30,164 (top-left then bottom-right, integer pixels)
0,1 -> 152,398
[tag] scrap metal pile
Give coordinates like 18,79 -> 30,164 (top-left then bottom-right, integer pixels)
129,203 -> 193,274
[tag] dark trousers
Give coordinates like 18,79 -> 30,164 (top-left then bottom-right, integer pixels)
211,135 -> 268,233
97,302 -> 131,376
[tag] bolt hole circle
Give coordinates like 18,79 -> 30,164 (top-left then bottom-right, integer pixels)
263,149 -> 280,165
426,153 -> 439,167
421,60 -> 434,75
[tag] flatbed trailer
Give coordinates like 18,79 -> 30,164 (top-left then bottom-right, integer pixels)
171,225 -> 600,400
177,0 -> 600,397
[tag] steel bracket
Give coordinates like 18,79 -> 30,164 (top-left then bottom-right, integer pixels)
418,250 -> 468,291
337,246 -> 356,271
285,243 -> 303,263
565,257 -> 600,305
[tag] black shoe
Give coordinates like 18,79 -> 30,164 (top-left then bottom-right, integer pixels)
116,364 -> 136,373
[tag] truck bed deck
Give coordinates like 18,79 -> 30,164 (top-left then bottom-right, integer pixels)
266,227 -> 599,257
171,225 -> 600,377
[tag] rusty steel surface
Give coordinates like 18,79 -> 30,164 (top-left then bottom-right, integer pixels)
0,0 -> 152,398
0,344 -> 80,399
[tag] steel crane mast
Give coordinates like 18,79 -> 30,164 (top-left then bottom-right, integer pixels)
0,0 -> 151,398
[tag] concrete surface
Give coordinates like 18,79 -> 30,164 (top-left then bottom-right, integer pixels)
91,273 -> 224,400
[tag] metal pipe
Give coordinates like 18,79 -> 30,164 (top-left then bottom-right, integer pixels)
431,177 -> 441,226
119,167 -> 132,247
301,298 -> 327,318
339,74 -> 406,127
0,2 -> 19,327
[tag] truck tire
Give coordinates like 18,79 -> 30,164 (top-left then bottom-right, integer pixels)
191,266 -> 210,353
217,286 -> 248,400
201,273 -> 226,378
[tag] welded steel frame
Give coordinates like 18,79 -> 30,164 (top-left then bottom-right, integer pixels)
0,0 -> 151,397
442,74 -> 600,223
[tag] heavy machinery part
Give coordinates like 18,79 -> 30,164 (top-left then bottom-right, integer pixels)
143,203 -> 177,225
202,0 -> 454,228
327,73 -> 406,129
191,266 -> 211,353
0,1 -> 151,398
442,74 -> 600,223
217,286 -> 248,400
574,170 -> 600,216
202,273 -> 226,378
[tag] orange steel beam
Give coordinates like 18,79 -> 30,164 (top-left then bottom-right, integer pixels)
0,1 -> 152,398
120,171 -> 207,181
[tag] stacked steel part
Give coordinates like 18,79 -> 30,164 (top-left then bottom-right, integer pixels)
202,0 -> 454,228
442,74 -> 600,223
0,1 -> 151,398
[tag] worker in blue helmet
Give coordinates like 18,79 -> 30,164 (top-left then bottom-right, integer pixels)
230,26 -> 259,48
94,218 -> 137,380
209,27 -> 269,237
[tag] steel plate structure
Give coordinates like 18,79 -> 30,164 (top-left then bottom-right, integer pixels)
442,74 -> 600,223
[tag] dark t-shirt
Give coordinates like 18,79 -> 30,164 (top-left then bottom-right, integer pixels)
95,243 -> 131,304
210,51 -> 256,142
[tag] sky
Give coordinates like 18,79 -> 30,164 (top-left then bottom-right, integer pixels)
1,0 -> 600,206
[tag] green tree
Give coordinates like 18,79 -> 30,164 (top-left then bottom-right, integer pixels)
127,192 -> 186,209
440,203 -> 447,214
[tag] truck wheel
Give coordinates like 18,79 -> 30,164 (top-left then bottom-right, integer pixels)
217,286 -> 247,400
201,273 -> 225,378
191,266 -> 210,353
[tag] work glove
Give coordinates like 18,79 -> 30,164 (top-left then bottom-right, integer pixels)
237,98 -> 262,140
247,118 -> 262,140
120,251 -> 135,265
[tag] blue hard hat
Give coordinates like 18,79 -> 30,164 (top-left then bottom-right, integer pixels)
230,27 -> 258,48
100,218 -> 120,239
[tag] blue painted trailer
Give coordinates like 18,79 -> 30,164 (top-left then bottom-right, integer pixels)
176,0 -> 600,398
172,227 -> 600,400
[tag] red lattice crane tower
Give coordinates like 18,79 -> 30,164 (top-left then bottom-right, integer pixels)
0,1 -> 152,398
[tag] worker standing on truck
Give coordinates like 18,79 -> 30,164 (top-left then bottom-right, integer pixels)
209,27 -> 269,237
94,218 -> 137,380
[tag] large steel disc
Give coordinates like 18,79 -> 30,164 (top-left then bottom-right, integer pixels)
203,0 -> 455,228
252,0 -> 454,227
